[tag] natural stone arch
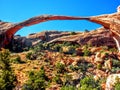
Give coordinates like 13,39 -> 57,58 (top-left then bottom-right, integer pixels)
0,6 -> 120,51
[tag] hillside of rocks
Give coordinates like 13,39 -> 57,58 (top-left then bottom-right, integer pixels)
8,32 -> 120,90
11,27 -> 116,52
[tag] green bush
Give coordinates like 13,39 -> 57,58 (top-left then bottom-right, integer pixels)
70,32 -> 76,35
82,44 -> 91,56
45,42 -> 79,54
84,29 -> 90,32
109,48 -> 117,52
114,76 -> 120,90
26,52 -> 33,60
69,62 -> 92,72
32,42 -> 44,52
0,70 -> 16,90
63,42 -> 71,46
22,67 -> 48,90
11,55 -> 25,64
97,63 -> 102,70
62,73 -> 72,86
111,59 -> 120,73
61,85 -> 76,90
56,62 -> 66,73
26,50 -> 46,60
79,76 -> 101,90
115,83 -> 120,90
52,74 -> 62,84
0,49 -> 17,90
52,44 -> 61,52
111,67 -> 120,73
83,49 -> 91,56
69,65 -> 77,71
112,59 -> 120,67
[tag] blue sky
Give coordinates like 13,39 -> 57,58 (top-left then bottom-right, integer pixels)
1,0 -> 120,36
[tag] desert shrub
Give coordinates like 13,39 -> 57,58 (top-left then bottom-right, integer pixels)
111,59 -> 120,73
70,32 -> 76,35
61,46 -> 76,54
78,63 -> 89,72
11,55 -> 25,64
97,63 -> 102,70
69,64 -> 85,71
111,67 -> 120,73
32,42 -> 44,52
63,41 -> 71,46
43,43 -> 50,50
67,46 -> 76,54
69,65 -> 77,71
0,70 -> 16,90
115,83 -> 120,90
79,76 -> 101,90
22,67 -> 48,90
56,62 -> 66,73
69,61 -> 92,72
61,85 -> 76,90
0,49 -> 11,70
83,49 -> 91,56
87,63 -> 93,67
0,49 -> 17,90
62,73 -> 73,86
26,50 -> 46,60
45,42 -> 79,54
109,48 -> 117,52
102,46 -> 108,50
26,52 -> 33,60
26,52 -> 32,59
52,44 -> 61,52
112,59 -> 120,67
82,44 -> 91,56
84,29 -> 90,32
114,77 -> 120,90
52,74 -> 62,84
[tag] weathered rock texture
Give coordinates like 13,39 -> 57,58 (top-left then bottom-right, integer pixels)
12,28 -> 116,52
47,28 -> 115,47
0,6 -> 120,50
89,10 -> 120,51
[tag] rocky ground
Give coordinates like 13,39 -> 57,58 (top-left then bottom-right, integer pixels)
8,28 -> 120,90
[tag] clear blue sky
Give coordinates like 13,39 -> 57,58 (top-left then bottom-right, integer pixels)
1,0 -> 120,36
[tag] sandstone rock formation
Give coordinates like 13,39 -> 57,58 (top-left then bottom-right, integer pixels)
12,28 -> 116,51
86,6 -> 120,52
106,74 -> 120,90
12,31 -> 72,51
0,15 -> 89,48
47,28 -> 115,47
0,6 -> 120,51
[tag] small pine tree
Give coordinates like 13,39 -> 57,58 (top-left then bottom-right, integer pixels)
79,76 -> 101,90
84,29 -> 89,32
0,49 -> 16,90
22,67 -> 47,90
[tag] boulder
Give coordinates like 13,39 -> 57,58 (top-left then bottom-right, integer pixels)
106,74 -> 120,90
